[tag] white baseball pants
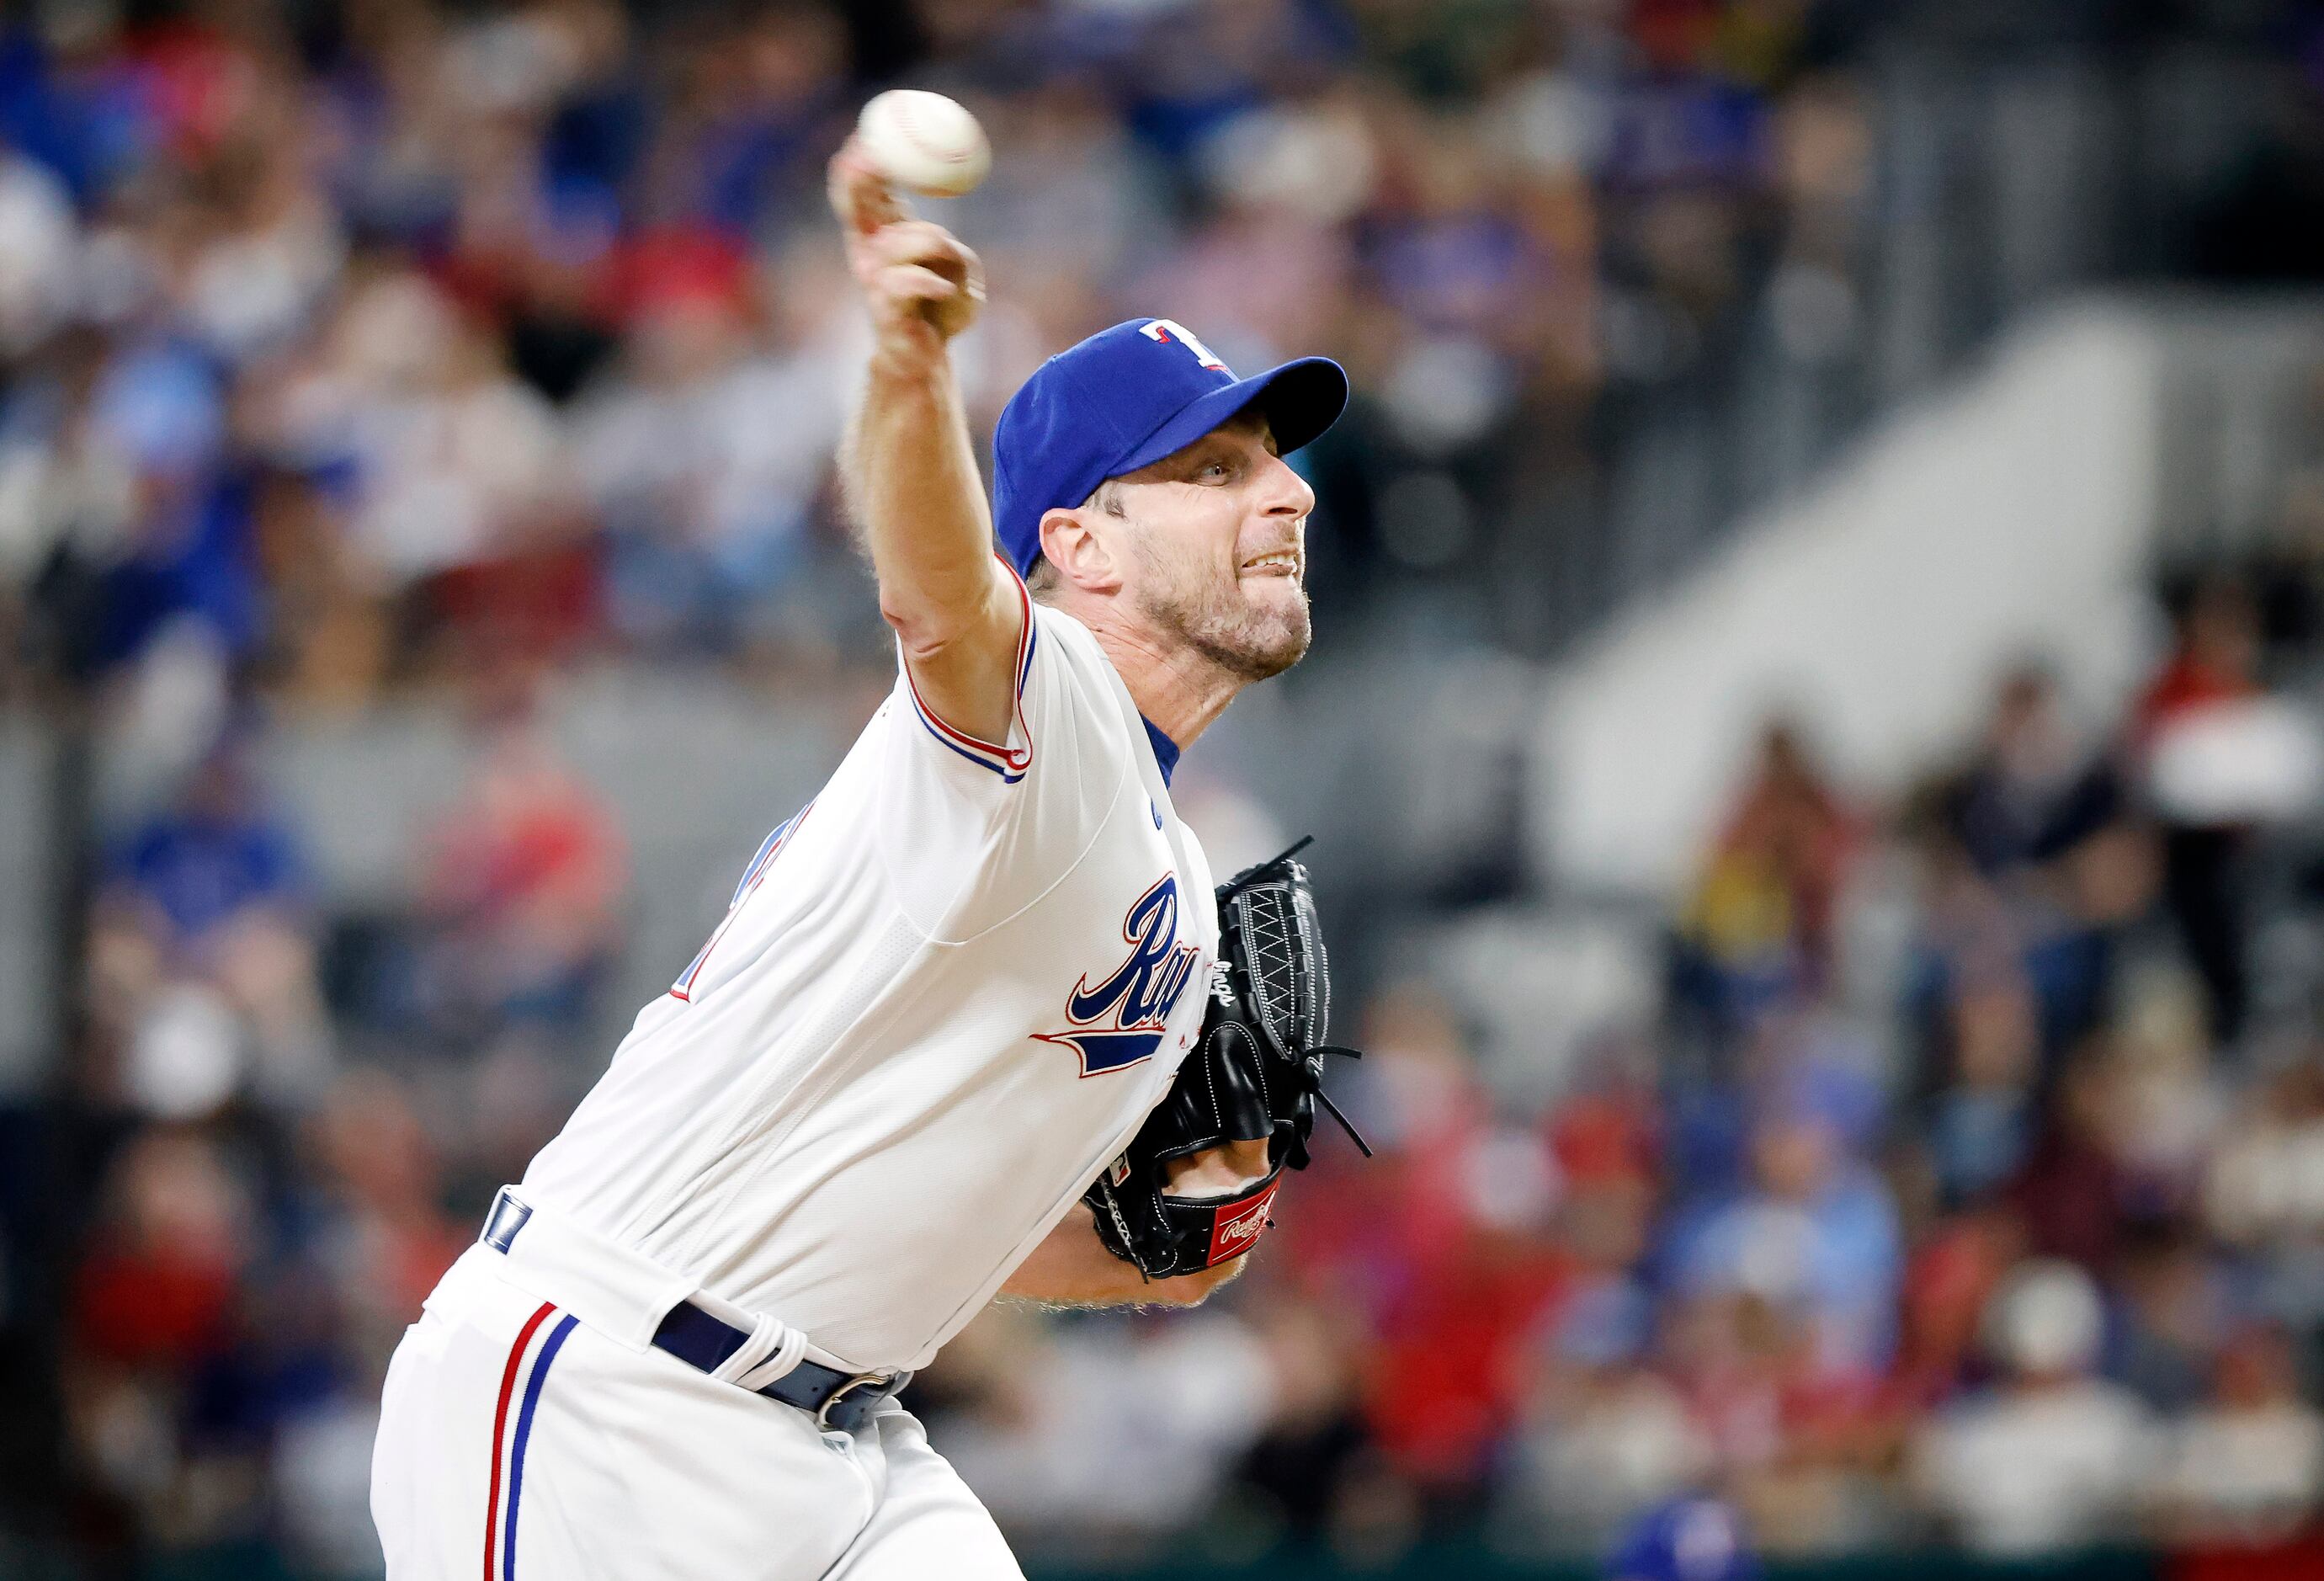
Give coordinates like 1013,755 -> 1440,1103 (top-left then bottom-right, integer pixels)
370,1247 -> 1022,1579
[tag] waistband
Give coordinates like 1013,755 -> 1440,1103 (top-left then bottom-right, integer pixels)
475,1188 -> 907,1430
476,1186 -> 704,1354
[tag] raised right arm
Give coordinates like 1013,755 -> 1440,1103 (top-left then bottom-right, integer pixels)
828,142 -> 1022,748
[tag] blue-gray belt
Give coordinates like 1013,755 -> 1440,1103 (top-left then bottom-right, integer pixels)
478,1189 -> 907,1432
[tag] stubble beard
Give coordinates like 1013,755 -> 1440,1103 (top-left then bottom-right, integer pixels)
1130,538 -> 1312,684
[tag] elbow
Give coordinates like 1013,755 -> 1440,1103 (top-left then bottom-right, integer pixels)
879,588 -> 984,665
878,557 -> 1019,670
880,599 -> 953,666
878,588 -> 932,646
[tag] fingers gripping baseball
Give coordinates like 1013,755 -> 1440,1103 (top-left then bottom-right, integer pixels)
828,144 -> 985,343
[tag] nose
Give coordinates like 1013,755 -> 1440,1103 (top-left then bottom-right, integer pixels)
1257,450 -> 1315,519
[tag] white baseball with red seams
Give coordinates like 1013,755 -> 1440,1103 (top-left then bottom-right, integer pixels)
856,89 -> 991,196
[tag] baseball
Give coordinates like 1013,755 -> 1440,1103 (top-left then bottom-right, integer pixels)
856,89 -> 991,198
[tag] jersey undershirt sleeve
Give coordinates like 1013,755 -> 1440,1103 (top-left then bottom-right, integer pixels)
873,575 -> 1136,940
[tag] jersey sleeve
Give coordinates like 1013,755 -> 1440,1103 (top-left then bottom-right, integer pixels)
892,566 -> 1039,786
871,577 -> 1135,938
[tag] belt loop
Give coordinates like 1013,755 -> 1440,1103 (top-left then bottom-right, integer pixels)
710,1313 -> 805,1394
481,1188 -> 533,1254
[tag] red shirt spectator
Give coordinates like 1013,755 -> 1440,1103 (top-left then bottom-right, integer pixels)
2135,579 -> 2264,739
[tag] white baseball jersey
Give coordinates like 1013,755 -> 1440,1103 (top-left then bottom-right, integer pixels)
515,578 -> 1217,1372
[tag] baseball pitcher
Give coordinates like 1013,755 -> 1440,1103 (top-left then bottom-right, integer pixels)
369,137 -> 1359,1580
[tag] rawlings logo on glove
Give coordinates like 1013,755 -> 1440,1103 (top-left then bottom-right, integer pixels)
1208,1182 -> 1280,1263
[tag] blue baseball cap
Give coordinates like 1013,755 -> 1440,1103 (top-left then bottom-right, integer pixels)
991,318 -> 1348,577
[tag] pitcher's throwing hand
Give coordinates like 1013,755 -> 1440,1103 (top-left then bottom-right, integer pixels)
829,142 -> 983,343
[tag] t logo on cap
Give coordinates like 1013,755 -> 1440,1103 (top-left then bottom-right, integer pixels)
1141,319 -> 1231,374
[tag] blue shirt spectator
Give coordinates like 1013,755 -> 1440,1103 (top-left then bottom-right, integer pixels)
108,754 -> 308,949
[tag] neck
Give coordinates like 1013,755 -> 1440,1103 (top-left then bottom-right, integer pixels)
1057,594 -> 1244,748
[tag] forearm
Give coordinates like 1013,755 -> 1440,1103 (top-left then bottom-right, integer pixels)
999,1204 -> 1246,1308
843,333 -> 1002,650
827,143 -> 1014,739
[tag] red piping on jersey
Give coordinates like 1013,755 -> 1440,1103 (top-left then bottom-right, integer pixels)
482,1302 -> 556,1581
901,556 -> 1035,781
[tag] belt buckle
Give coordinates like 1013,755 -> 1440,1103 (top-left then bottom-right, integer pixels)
815,1373 -> 891,1431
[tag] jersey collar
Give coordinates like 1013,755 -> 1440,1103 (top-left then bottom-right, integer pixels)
1141,716 -> 1180,787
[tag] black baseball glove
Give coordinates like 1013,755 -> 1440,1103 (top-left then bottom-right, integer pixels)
1082,838 -> 1369,1279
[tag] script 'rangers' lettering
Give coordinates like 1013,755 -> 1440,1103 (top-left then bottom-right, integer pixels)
1038,875 -> 1203,1075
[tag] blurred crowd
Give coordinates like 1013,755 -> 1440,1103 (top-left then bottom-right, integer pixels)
13,0 -> 2324,1576
0,0 -> 1896,720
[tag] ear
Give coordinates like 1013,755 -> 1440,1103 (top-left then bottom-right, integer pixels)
1038,507 -> 1125,594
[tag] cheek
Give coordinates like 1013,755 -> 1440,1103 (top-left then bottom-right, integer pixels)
1201,514 -> 1245,579
1162,511 -> 1243,588
1129,494 -> 1254,599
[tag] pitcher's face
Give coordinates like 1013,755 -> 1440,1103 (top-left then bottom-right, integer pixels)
1107,411 -> 1316,683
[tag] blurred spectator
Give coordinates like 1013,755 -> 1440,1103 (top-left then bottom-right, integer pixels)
263,1071 -> 464,1575
61,1068 -> 461,1573
1677,721 -> 1859,1030
64,1129 -> 253,1548
2141,579 -> 2269,734
412,715 -> 625,1048
933,1305 -> 1275,1552
1911,1260 -> 2161,1555
2207,1051 -> 2324,1249
1605,1495 -> 1760,1581
1232,1295 -> 1378,1546
571,271 -> 845,652
1656,1281 -> 1887,1555
1290,982 -> 1568,1495
1920,966 -> 2042,1206
2151,1323 -> 2324,1546
2114,1227 -> 2236,1414
271,261 -> 574,625
1889,1202 -> 2024,1409
1666,1053 -> 1900,1376
2109,977 -> 2227,1224
70,1130 -> 247,1383
303,1069 -> 465,1356
1939,663 -> 2122,881
1498,1281 -> 1714,1552
2136,578 -> 2268,1041
2204,1047 -> 2324,1344
2008,1051 -> 2136,1270
0,146 -> 77,354
82,341 -> 258,679
88,742 -> 332,1114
